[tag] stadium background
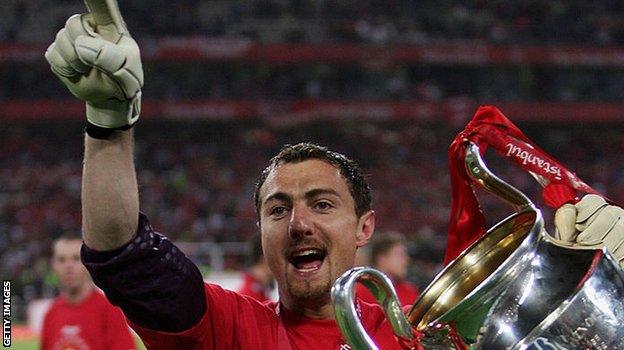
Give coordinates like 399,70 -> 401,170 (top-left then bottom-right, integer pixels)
2,1 -> 624,348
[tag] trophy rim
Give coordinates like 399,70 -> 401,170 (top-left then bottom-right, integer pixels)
407,209 -> 542,330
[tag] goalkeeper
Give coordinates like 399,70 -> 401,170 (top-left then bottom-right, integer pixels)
45,2 -> 624,349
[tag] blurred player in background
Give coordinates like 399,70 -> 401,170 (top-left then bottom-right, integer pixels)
43,2 -> 624,349
41,234 -> 135,350
236,235 -> 274,302
356,234 -> 419,306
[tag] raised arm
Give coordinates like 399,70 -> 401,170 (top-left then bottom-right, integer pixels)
82,132 -> 138,250
45,0 -> 143,250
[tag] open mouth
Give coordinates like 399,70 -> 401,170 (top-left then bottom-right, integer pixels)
288,248 -> 327,272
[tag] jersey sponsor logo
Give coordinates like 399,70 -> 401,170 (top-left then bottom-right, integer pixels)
53,325 -> 89,350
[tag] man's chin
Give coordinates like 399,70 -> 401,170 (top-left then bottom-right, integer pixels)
287,280 -> 332,302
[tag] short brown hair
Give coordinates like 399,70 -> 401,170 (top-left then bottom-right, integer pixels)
52,232 -> 83,256
54,232 -> 82,242
254,142 -> 372,218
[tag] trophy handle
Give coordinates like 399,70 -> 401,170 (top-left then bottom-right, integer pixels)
406,141 -> 547,331
464,141 -> 535,212
464,141 -> 568,248
332,267 -> 414,350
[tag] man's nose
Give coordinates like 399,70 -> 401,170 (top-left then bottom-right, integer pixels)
288,204 -> 313,238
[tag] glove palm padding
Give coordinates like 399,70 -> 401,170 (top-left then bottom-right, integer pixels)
554,194 -> 624,268
45,14 -> 143,129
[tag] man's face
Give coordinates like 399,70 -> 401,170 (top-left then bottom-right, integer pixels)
52,239 -> 91,292
377,244 -> 409,280
258,159 -> 375,306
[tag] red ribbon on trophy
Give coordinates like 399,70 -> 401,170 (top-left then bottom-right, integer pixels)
444,105 -> 605,264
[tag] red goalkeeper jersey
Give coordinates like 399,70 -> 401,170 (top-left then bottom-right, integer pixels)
41,289 -> 135,350
81,214 -> 419,349
129,283 -> 408,349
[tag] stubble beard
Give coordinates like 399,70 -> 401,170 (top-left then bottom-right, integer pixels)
286,273 -> 332,302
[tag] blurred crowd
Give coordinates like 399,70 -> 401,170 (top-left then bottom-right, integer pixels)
3,1 -> 624,105
5,61 -> 624,103
2,0 -> 624,323
2,119 -> 623,321
2,0 -> 624,45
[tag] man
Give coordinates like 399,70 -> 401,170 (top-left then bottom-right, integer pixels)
236,235 -> 274,303
44,5 -> 624,349
356,234 -> 419,306
41,234 -> 135,350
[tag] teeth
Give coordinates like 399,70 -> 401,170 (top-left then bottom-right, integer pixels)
294,249 -> 319,257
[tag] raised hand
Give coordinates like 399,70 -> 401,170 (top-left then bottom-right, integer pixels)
45,0 -> 143,132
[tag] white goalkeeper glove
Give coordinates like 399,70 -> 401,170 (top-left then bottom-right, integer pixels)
554,194 -> 624,268
45,12 -> 143,132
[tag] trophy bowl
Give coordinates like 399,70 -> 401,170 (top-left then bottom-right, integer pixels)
406,209 -> 540,332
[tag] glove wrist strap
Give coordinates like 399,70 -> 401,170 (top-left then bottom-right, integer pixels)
85,121 -> 135,139
86,92 -> 141,129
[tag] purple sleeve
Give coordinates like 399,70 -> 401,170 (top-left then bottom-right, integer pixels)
80,213 -> 207,332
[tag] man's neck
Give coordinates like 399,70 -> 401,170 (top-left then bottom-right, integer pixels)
61,283 -> 94,304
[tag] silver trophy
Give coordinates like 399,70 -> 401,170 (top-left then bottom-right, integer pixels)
332,142 -> 624,349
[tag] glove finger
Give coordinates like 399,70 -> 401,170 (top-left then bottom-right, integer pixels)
54,28 -> 90,74
600,209 -> 624,257
109,36 -> 143,98
45,42 -> 77,78
65,14 -> 93,39
113,67 -> 142,99
554,203 -> 578,242
607,234 -> 624,261
574,194 -> 608,224
604,230 -> 624,270
78,68 -> 126,101
576,205 -> 622,245
75,35 -> 126,74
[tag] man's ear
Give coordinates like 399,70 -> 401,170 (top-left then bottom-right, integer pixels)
356,210 -> 375,247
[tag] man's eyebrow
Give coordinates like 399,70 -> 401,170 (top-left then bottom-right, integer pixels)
305,188 -> 341,199
264,192 -> 291,205
263,189 -> 341,205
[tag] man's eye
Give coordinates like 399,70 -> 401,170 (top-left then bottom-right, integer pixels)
270,206 -> 287,216
315,201 -> 333,210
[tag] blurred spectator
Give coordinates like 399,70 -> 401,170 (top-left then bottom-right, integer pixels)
40,233 -> 135,350
236,234 -> 274,302
356,233 -> 420,306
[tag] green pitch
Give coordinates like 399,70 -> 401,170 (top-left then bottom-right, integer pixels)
5,339 -> 37,350
10,336 -> 146,349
